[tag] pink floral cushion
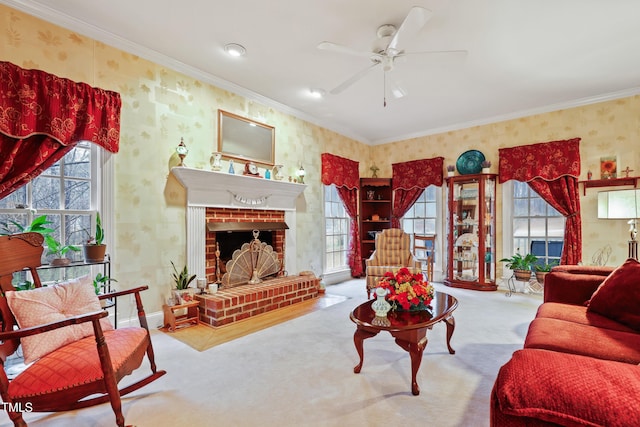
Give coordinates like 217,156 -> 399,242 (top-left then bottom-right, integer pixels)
587,258 -> 640,331
6,276 -> 113,364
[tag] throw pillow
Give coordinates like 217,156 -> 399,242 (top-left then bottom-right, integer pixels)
6,275 -> 114,364
587,258 -> 640,331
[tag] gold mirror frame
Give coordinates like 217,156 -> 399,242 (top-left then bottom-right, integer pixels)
217,110 -> 275,166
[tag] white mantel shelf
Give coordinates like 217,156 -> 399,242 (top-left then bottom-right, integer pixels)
170,167 -> 306,210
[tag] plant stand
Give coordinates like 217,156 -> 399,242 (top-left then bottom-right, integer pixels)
162,301 -> 199,332
506,273 -> 536,297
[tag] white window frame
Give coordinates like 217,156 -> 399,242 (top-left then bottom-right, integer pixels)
322,184 -> 352,285
400,186 -> 443,281
501,181 -> 565,278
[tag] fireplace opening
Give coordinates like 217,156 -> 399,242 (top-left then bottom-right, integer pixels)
216,231 -> 273,262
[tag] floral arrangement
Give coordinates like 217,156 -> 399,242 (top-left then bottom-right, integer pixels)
376,267 -> 435,311
481,160 -> 491,168
446,165 -> 456,172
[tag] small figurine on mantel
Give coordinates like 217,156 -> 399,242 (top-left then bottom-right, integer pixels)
370,164 -> 379,178
621,166 -> 634,178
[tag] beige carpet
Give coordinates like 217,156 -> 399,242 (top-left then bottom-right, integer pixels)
160,293 -> 349,352
2,279 -> 542,427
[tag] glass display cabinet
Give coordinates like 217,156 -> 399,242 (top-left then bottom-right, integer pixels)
444,174 -> 497,291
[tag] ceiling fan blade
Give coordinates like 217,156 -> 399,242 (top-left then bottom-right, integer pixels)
401,49 -> 468,57
387,6 -> 433,52
330,62 -> 380,94
317,41 -> 373,58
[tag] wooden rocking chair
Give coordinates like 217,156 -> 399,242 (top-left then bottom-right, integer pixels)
0,232 -> 166,427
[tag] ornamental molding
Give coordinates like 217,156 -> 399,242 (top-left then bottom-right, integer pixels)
170,167 -> 306,210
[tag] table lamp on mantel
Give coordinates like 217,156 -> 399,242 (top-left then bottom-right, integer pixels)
598,189 -> 640,259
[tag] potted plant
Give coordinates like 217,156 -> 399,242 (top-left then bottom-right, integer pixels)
481,160 -> 491,173
44,235 -> 80,266
83,212 -> 107,263
0,214 -> 54,236
534,260 -> 558,284
171,261 -> 196,304
93,272 -> 117,308
499,252 -> 538,281
446,165 -> 455,177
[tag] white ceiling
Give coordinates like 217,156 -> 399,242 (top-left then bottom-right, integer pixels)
4,0 -> 640,145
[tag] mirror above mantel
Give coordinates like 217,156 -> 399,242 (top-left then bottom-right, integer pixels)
217,109 -> 275,166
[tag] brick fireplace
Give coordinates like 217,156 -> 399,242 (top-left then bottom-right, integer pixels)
170,167 -> 318,326
205,207 -> 286,284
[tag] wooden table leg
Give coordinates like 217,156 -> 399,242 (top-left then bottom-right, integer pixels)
444,314 -> 456,354
394,336 -> 428,395
353,327 -> 379,373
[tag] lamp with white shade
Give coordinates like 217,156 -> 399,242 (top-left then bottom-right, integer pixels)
598,189 -> 640,259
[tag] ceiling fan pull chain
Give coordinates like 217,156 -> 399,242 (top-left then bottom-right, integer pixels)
383,71 -> 387,107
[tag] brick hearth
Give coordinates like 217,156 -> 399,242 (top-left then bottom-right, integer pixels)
196,275 -> 320,327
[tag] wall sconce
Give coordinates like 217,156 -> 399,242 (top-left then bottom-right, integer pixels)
296,165 -> 306,184
598,189 -> 639,259
176,137 -> 188,167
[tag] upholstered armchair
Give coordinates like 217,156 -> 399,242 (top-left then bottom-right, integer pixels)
365,228 -> 422,298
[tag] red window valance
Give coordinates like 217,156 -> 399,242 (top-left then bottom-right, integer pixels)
392,157 -> 444,190
498,138 -> 581,183
0,62 -> 121,199
0,61 -> 121,152
321,153 -> 360,189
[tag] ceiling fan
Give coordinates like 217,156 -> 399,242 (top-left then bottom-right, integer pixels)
318,6 -> 466,105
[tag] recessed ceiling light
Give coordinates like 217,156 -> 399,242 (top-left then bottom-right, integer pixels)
309,88 -> 326,99
224,43 -> 246,57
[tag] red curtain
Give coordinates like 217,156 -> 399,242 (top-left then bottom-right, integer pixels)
321,153 -> 362,277
391,157 -> 444,228
0,61 -> 121,199
499,138 -> 582,264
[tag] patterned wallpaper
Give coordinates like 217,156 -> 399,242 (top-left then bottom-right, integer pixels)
371,97 -> 640,267
1,5 -> 638,314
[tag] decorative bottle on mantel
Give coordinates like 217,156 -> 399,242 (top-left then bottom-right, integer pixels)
228,159 -> 235,174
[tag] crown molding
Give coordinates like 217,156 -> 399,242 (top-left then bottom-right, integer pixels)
372,87 -> 640,145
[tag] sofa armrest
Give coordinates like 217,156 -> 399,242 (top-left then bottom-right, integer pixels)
543,271 -> 607,305
492,349 -> 640,426
550,265 -> 614,276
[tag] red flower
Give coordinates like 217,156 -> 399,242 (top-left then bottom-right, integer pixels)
375,268 -> 435,311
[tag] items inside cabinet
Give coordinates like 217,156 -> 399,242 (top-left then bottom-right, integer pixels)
359,178 -> 393,271
444,174 -> 497,291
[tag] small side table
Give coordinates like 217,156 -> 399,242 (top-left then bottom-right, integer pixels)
162,301 -> 199,332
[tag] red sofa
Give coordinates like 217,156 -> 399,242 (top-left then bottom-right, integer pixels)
491,261 -> 640,426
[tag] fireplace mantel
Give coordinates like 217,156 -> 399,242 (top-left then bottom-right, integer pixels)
170,167 -> 305,280
171,167 -> 306,210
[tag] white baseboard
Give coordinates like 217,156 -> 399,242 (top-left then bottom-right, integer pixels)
323,269 -> 353,285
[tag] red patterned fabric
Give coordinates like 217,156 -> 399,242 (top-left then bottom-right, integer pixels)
321,153 -> 362,277
528,177 -> 582,264
321,153 -> 359,190
588,258 -> 640,331
0,61 -> 121,199
494,348 -> 640,426
391,157 -> 444,227
336,186 -> 363,277
9,328 -> 147,399
499,139 -> 582,264
498,138 -> 580,183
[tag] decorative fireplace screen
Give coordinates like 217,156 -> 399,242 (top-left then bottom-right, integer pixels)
221,230 -> 281,288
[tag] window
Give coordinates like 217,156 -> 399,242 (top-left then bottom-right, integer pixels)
324,185 -> 350,272
0,142 -> 99,283
401,186 -> 438,257
512,181 -> 564,266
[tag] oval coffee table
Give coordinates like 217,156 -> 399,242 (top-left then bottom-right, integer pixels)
349,291 -> 458,395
